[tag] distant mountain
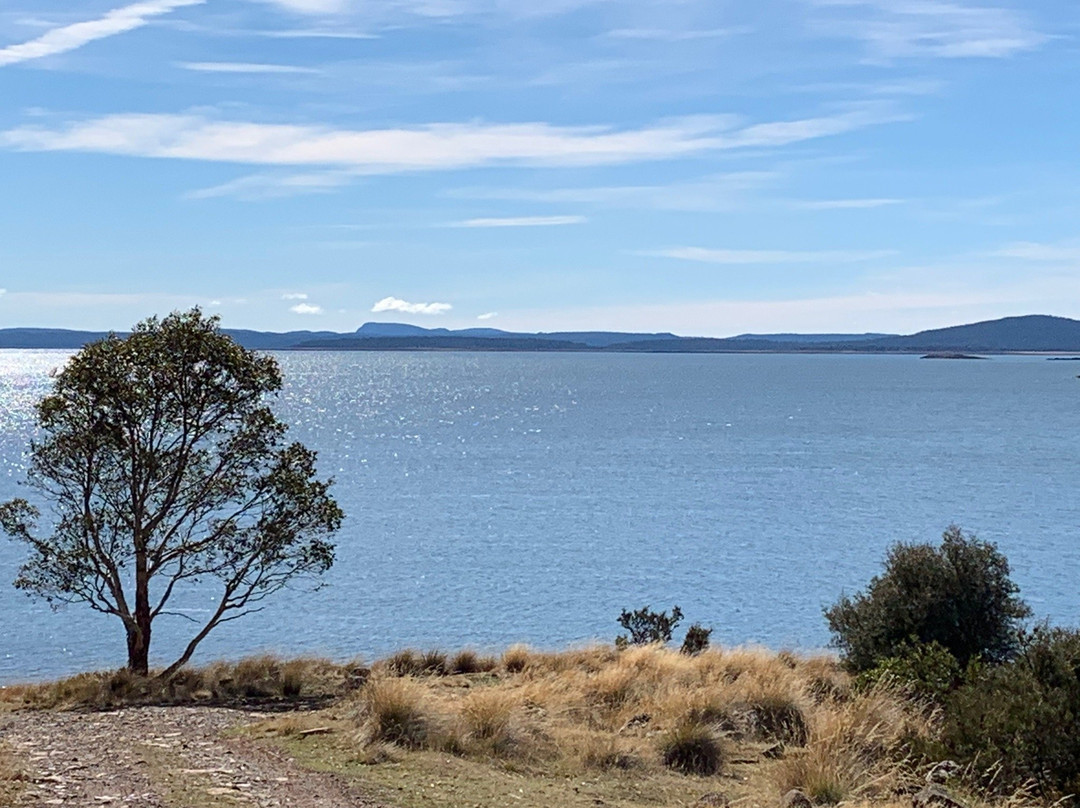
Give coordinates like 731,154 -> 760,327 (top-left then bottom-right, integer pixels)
853,315 -> 1080,353
731,332 -> 896,344
299,335 -> 589,351
3,315 -> 1079,353
353,322 -> 677,347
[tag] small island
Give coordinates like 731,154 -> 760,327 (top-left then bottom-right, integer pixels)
920,352 -> 987,359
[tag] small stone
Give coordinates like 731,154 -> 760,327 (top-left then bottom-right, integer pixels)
914,784 -> 966,808
694,793 -> 730,807
926,761 -> 963,784
781,789 -> 813,808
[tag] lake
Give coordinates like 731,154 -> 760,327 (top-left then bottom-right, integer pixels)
1,350 -> 1078,682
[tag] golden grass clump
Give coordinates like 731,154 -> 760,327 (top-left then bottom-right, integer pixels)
501,644 -> 533,673
658,718 -> 726,776
356,676 -> 431,749
773,683 -> 932,804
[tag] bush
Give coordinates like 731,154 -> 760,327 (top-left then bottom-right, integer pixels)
857,640 -> 971,704
825,526 -> 1029,672
617,604 -> 683,646
681,624 -> 713,656
360,677 -> 429,748
659,719 -> 724,775
940,626 -> 1080,798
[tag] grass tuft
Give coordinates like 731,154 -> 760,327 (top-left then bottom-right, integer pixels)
659,719 -> 725,776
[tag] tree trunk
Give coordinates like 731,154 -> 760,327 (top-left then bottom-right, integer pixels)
126,621 -> 150,675
128,543 -> 152,675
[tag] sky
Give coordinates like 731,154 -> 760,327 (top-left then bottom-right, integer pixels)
1,0 -> 1078,337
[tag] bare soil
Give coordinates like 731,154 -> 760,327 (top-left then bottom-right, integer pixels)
0,705 -> 393,808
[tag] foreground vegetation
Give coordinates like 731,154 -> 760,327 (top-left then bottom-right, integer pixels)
0,642 -> 1049,808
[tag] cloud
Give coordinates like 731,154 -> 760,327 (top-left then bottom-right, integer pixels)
451,215 -> 586,228
605,28 -> 742,42
794,198 -> 904,210
372,296 -> 452,315
178,62 -> 321,74
282,292 -> 308,299
187,171 -> 352,200
0,0 -> 204,67
449,171 -> 778,213
993,242 -> 1080,262
477,311 -> 498,320
290,302 -> 323,314
0,107 -> 900,172
643,247 -> 898,264
810,0 -> 1047,60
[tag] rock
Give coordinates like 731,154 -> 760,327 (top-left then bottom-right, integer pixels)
619,713 -> 652,733
694,793 -> 730,807
926,761 -> 962,784
914,784 -> 966,808
781,789 -> 813,808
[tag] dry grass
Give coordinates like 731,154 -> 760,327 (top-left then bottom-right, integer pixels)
0,655 -> 363,711
0,742 -> 25,804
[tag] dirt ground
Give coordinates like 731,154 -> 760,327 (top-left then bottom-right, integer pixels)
0,705 -> 392,808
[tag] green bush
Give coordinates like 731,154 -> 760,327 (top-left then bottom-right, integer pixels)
680,624 -> 713,656
940,626 -> 1080,798
857,640 -> 973,704
825,526 -> 1030,672
616,605 -> 683,646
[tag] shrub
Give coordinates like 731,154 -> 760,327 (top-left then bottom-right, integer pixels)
940,626 -> 1080,798
825,526 -> 1030,672
450,650 -> 481,674
617,604 -> 683,646
384,649 -> 424,677
359,677 -> 429,748
857,640 -> 970,704
420,649 -> 448,676
681,624 -> 713,656
659,718 -> 724,775
502,645 -> 532,673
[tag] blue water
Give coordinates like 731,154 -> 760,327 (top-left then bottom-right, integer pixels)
1,350 -> 1078,682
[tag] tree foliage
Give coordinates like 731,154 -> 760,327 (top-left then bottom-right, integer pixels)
825,526 -> 1029,672
616,604 -> 683,646
0,310 -> 343,677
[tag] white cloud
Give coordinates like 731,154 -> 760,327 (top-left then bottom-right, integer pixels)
449,171 -> 778,213
372,296 -> 452,315
794,198 -> 904,210
643,247 -> 898,264
477,311 -> 498,320
451,215 -> 586,228
282,292 -> 308,299
605,28 -> 742,42
290,302 -> 323,314
0,107 -> 900,172
0,0 -> 204,67
811,0 -> 1047,60
178,62 -> 321,74
187,171 -> 352,200
993,242 -> 1080,262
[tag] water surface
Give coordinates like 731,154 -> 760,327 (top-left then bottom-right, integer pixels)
1,351 -> 1078,681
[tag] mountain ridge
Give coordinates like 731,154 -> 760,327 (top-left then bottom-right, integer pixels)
2,315 -> 1079,353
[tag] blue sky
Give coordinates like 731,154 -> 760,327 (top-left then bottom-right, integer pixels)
1,0 -> 1078,336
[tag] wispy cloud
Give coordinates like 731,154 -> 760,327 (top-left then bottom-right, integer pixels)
794,198 -> 904,210
993,242 -> 1080,262
449,171 -> 778,212
290,302 -> 323,314
1,107 -> 900,172
187,171 -> 352,200
178,61 -> 321,74
282,292 -> 308,300
643,247 -> 897,264
0,0 -> 204,67
450,215 -> 586,228
372,296 -> 452,315
605,28 -> 743,42
477,311 -> 498,320
811,0 -> 1047,60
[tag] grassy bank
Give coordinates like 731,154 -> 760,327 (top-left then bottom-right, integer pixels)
1,644 -> 1032,808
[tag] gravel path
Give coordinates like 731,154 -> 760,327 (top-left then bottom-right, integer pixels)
1,706 -> 390,808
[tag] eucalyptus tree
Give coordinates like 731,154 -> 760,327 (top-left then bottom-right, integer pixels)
0,309 -> 343,677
